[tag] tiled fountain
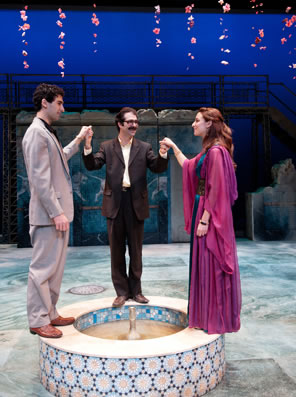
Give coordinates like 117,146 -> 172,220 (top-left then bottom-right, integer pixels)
39,296 -> 225,397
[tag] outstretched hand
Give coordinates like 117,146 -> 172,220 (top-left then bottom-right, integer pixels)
84,127 -> 94,148
77,125 -> 93,141
159,137 -> 176,150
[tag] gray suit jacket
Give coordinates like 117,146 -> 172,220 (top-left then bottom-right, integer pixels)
22,117 -> 79,225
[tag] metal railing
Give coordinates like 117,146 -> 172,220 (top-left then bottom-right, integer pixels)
1,73 -> 272,111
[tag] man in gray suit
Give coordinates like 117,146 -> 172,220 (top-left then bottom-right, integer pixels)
22,83 -> 92,338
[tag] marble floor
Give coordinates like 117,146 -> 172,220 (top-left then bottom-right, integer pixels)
0,239 -> 296,397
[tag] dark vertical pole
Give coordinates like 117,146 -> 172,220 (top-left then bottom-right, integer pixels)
262,112 -> 272,186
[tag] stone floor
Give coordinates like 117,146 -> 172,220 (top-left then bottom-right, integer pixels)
0,239 -> 296,397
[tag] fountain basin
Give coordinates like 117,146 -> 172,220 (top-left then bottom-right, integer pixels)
39,296 -> 225,396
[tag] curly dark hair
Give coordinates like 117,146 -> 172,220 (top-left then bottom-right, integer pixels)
115,107 -> 138,131
33,83 -> 65,111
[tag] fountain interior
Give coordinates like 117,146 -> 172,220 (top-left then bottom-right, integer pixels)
77,304 -> 186,340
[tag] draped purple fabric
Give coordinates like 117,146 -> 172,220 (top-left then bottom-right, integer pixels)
183,146 -> 241,334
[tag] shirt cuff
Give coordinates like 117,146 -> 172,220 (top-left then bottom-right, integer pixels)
84,147 -> 92,155
159,150 -> 168,159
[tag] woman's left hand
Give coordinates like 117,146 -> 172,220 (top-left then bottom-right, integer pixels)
196,223 -> 208,237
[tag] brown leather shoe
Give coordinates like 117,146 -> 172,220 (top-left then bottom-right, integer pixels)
30,324 -> 62,338
133,294 -> 149,304
112,296 -> 128,307
51,316 -> 75,326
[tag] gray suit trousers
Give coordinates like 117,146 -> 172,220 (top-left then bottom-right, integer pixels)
27,225 -> 69,328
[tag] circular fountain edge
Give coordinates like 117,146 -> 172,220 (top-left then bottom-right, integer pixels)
41,296 -> 220,358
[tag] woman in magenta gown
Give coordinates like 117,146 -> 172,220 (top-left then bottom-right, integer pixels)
160,107 -> 241,335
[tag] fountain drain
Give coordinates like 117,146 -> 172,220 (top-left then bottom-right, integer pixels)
67,284 -> 105,295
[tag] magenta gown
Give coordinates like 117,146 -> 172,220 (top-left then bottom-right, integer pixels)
183,145 -> 241,334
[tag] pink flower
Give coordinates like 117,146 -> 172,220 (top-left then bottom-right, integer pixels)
153,28 -> 160,35
93,33 -> 97,37
58,32 -> 65,39
191,37 -> 197,44
223,3 -> 231,13
61,72 -> 65,78
185,5 -> 193,13
56,20 -> 63,27
19,23 -> 30,31
221,60 -> 229,65
258,29 -> 264,38
155,5 -> 161,14
20,10 -> 28,21
254,64 -> 258,68
22,50 -> 28,56
286,7 -> 292,13
58,59 -> 65,69
281,37 -> 287,44
59,13 -> 66,19
91,14 -> 100,26
23,60 -> 29,69
255,37 -> 261,44
93,3 -> 96,7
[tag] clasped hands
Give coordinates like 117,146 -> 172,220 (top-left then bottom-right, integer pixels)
76,125 -> 94,143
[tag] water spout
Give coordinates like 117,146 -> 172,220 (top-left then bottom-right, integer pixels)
127,306 -> 141,340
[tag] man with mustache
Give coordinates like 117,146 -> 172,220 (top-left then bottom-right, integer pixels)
82,107 -> 169,307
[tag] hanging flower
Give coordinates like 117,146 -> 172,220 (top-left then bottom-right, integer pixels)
153,5 -> 162,47
91,4 -> 100,53
19,6 -> 30,69
185,4 -> 194,13
223,3 -> 231,13
58,59 -> 65,69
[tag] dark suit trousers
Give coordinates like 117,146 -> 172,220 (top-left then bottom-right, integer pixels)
107,189 -> 144,297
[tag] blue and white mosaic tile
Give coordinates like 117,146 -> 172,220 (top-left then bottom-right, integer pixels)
75,305 -> 188,332
40,335 -> 225,396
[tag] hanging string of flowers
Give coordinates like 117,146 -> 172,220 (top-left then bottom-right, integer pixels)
57,8 -> 66,77
218,1 -> 231,66
19,5 -> 30,69
282,7 -> 296,79
250,0 -> 266,69
185,4 -> 196,70
91,3 -> 100,53
153,5 -> 162,47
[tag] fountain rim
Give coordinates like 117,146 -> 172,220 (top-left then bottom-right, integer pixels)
41,296 -> 221,359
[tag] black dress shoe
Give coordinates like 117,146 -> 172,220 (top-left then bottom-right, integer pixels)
133,294 -> 149,304
112,296 -> 128,307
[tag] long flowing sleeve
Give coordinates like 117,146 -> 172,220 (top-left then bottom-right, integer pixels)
203,146 -> 238,274
182,154 -> 203,234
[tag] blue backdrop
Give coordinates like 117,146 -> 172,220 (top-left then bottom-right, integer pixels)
0,8 -> 295,84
